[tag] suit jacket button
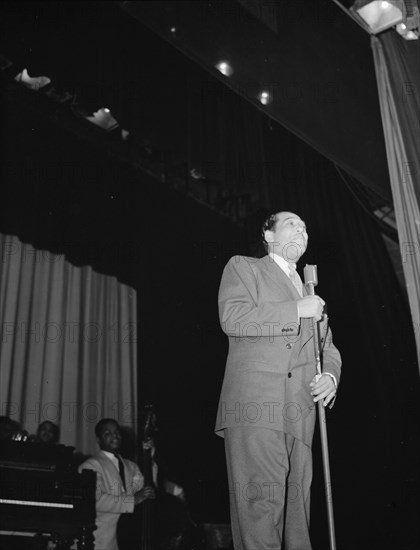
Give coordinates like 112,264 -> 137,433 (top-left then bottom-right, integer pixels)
286,343 -> 292,349
288,372 -> 292,378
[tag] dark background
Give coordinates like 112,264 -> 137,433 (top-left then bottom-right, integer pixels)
1,2 -> 419,549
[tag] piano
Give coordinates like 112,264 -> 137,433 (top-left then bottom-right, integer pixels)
0,440 -> 96,549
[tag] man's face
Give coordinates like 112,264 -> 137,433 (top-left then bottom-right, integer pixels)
38,422 -> 55,444
97,421 -> 122,454
264,211 -> 308,262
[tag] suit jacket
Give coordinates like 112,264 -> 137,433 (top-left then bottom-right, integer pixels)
215,255 -> 341,447
78,451 -> 143,550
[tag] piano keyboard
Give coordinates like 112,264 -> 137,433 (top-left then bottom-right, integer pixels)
0,498 -> 73,509
0,530 -> 51,537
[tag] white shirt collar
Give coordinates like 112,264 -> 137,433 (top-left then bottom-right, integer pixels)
268,252 -> 293,276
102,450 -> 119,464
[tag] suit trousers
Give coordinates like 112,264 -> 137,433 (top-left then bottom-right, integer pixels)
224,427 -> 312,550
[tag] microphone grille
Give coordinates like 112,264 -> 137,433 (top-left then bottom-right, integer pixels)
303,264 -> 318,286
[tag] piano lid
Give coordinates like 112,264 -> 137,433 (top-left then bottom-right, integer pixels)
0,441 -> 75,471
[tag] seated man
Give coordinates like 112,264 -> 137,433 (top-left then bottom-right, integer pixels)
34,420 -> 60,444
78,418 -> 156,550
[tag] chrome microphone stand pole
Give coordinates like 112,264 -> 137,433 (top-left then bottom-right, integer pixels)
303,264 -> 337,550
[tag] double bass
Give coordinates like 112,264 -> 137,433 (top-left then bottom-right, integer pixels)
117,406 -> 202,550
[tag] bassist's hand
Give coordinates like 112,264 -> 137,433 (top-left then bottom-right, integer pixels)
134,486 -> 156,505
142,438 -> 156,457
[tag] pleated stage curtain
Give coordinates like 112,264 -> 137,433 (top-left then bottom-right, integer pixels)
371,35 -> 420,371
0,234 -> 137,456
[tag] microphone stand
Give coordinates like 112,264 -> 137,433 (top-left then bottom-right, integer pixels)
303,264 -> 337,550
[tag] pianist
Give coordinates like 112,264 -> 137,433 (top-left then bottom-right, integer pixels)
78,418 -> 156,550
34,420 -> 60,445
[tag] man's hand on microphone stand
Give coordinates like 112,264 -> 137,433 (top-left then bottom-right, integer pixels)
297,295 -> 325,322
309,374 -> 336,407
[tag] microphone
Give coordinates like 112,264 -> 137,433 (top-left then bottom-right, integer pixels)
303,264 -> 318,293
304,264 -> 327,316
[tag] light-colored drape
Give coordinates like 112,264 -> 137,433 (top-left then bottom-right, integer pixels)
0,234 -> 137,456
371,36 -> 420,370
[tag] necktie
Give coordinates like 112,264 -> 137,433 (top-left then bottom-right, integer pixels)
115,454 -> 126,491
288,263 -> 303,297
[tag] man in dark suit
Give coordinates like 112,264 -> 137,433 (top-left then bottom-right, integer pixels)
78,418 -> 156,550
215,211 -> 341,550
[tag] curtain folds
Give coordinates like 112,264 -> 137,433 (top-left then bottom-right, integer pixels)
371,35 -> 420,371
0,234 -> 137,456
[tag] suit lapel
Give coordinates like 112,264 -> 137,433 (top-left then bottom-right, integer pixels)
261,256 -> 314,350
260,255 -> 301,300
98,450 -> 122,480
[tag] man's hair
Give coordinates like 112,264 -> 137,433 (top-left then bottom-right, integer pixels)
261,212 -> 279,252
95,418 -> 119,438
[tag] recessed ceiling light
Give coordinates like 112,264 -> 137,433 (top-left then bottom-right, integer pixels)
258,91 -> 272,105
216,61 -> 233,77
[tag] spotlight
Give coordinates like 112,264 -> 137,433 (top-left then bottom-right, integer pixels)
14,68 -> 51,91
216,61 -> 233,77
350,0 -> 404,33
396,2 -> 420,38
258,91 -> 272,105
85,107 -> 120,132
396,22 -> 419,36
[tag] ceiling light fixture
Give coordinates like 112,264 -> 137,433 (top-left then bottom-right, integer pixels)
216,61 -> 233,77
396,0 -> 420,38
85,107 -> 120,132
14,68 -> 51,91
258,91 -> 272,105
350,0 -> 404,33
338,0 -> 420,39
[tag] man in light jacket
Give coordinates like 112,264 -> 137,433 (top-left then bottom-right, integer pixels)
216,211 -> 342,550
78,418 -> 156,550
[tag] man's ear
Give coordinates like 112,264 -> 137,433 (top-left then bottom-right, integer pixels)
264,230 -> 274,244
